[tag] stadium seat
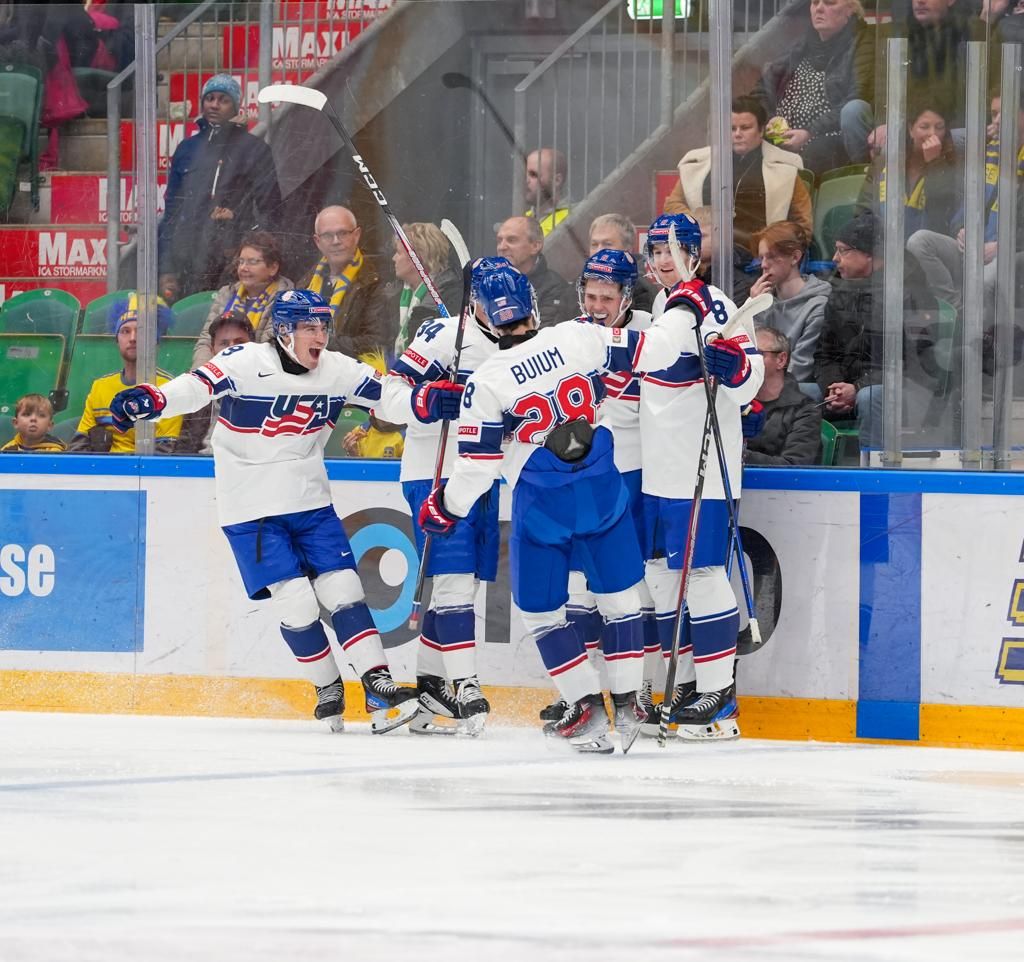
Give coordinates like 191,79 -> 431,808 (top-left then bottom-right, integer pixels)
0,334 -> 66,423
796,166 -> 816,199
820,419 -> 859,466
61,334 -> 122,425
323,407 -> 370,459
81,290 -> 135,334
0,289 -> 82,346
158,337 -> 196,376
171,291 -> 217,338
0,63 -> 43,212
813,168 -> 867,261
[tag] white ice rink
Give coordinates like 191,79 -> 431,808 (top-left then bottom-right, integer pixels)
1,712 -> 1023,962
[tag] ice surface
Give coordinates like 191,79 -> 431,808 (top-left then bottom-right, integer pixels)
1,712 -> 1023,962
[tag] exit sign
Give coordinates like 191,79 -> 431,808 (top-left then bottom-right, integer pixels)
627,0 -> 691,18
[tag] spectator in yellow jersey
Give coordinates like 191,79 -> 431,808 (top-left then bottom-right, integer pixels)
342,413 -> 406,459
68,298 -> 182,453
1,394 -> 66,453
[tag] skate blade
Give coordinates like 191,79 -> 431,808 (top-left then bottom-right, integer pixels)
370,699 -> 420,735
570,733 -> 614,755
458,711 -> 487,737
617,723 -> 643,755
640,719 -> 676,738
677,717 -> 741,742
409,707 -> 458,736
325,715 -> 345,733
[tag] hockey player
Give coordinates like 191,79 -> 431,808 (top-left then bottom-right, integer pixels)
417,264 -> 720,754
540,249 -> 661,722
109,290 -> 423,734
640,213 -> 764,740
375,257 -> 506,735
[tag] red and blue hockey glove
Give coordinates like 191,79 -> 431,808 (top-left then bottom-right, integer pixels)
110,384 -> 167,433
664,279 -> 714,319
411,380 -> 464,424
704,337 -> 751,385
741,399 -> 766,438
419,484 -> 460,537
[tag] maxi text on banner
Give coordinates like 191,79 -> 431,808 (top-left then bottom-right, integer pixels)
0,229 -> 107,280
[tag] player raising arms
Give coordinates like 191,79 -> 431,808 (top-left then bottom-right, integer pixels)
375,258 -> 506,736
641,213 -> 764,740
418,263 -> 714,754
110,290 -> 419,734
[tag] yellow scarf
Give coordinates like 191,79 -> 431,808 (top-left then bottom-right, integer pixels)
308,248 -> 364,312
225,279 -> 281,331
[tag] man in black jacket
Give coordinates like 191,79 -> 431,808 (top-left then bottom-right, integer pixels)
158,75 -> 282,296
745,327 -> 822,466
495,215 -> 575,328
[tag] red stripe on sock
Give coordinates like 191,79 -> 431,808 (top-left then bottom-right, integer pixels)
296,645 -> 331,663
342,628 -> 377,651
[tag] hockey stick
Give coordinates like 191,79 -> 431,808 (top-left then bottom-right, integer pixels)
666,229 -> 768,649
257,84 -> 453,318
408,219 -> 475,630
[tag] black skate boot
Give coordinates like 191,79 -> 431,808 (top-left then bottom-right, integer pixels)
539,698 -> 568,722
454,675 -> 490,736
361,666 -> 419,734
410,674 -> 459,736
641,679 -> 698,737
314,676 -> 345,733
542,693 -> 613,754
611,691 -> 648,755
676,685 -> 740,741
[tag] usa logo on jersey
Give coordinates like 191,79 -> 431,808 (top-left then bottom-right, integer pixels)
219,394 -> 343,437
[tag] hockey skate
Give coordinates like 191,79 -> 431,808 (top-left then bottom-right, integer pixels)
640,680 -> 697,736
410,675 -> 459,736
539,698 -> 567,722
454,675 -> 489,736
542,694 -> 614,755
361,667 -> 419,734
611,691 -> 648,755
314,676 -> 345,733
676,686 -> 741,741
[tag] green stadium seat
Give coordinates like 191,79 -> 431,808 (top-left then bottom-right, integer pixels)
796,166 -> 816,199
323,407 -> 370,459
0,289 -> 82,347
820,419 -> 859,466
0,333 -> 66,423
0,63 -> 43,212
171,291 -> 217,338
50,417 -> 80,445
82,290 -> 135,335
813,169 -> 867,261
61,334 -> 122,425
158,336 -> 197,376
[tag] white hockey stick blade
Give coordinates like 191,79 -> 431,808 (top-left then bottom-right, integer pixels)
721,292 -> 773,342
441,219 -> 471,269
666,223 -> 694,282
257,84 -> 327,111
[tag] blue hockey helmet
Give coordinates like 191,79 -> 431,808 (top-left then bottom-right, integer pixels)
645,212 -> 702,263
470,256 -> 512,302
577,248 -> 638,323
271,289 -> 333,339
475,265 -> 537,329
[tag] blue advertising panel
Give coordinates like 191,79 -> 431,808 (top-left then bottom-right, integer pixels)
0,490 -> 145,652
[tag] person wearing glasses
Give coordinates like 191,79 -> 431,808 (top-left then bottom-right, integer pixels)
303,205 -> 391,360
193,232 -> 293,368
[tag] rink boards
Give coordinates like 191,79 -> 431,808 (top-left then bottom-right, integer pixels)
1,457 -> 1023,750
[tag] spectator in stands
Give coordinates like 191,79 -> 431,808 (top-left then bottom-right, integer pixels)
342,413 -> 406,459
588,212 -> 656,312
178,310 -> 253,456
495,215 -> 575,327
907,92 -> 1024,314
862,0 -> 987,153
665,95 -> 813,254
691,206 -> 756,304
749,221 -> 831,390
392,222 -> 460,356
194,232 -> 293,366
858,101 -> 961,239
1,394 -> 65,454
744,328 -> 822,466
524,147 -> 570,235
984,0 -> 1024,43
68,297 -> 182,454
754,0 -> 875,172
158,74 -> 282,296
302,204 -> 391,359
813,212 -> 937,451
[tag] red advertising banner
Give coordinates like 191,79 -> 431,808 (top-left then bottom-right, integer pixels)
654,171 -> 678,217
51,174 -> 168,225
0,229 -> 108,280
222,23 -> 364,72
169,72 -> 293,123
118,120 -> 198,171
277,0 -> 393,20
0,278 -> 107,307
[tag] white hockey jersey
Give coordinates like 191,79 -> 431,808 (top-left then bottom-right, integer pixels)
586,308 -> 652,474
376,314 -> 499,482
157,341 -> 382,526
444,307 -> 694,519
644,285 -> 763,500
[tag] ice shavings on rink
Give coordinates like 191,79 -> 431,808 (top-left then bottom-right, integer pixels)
1,712 -> 1023,962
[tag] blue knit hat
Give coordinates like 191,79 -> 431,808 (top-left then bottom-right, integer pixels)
111,293 -> 173,342
201,74 -> 241,113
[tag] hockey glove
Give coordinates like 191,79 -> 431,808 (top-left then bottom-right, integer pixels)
419,484 -> 459,538
741,399 -> 766,438
411,380 -> 464,424
110,384 -> 167,433
664,279 -> 714,319
704,337 -> 751,386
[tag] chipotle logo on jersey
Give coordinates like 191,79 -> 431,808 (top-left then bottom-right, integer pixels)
458,425 -> 479,437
